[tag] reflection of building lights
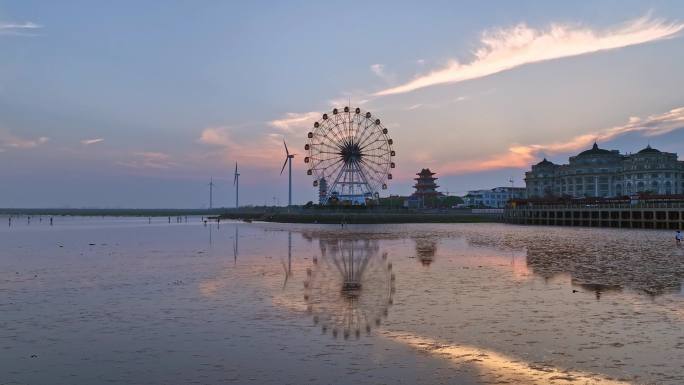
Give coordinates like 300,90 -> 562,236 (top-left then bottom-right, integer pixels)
304,238 -> 395,339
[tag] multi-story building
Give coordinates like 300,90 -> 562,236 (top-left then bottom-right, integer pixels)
464,187 -> 527,208
408,168 -> 443,207
413,169 -> 441,198
525,143 -> 684,198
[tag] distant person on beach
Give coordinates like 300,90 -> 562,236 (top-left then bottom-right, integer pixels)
676,230 -> 682,245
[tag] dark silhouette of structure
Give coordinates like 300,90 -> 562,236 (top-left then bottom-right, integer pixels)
412,168 -> 442,207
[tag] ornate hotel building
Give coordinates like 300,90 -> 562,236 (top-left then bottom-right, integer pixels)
525,143 -> 684,198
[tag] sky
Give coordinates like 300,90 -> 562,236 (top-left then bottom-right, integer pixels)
1,0 -> 684,208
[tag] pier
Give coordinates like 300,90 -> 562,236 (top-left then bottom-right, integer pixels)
504,197 -> 684,229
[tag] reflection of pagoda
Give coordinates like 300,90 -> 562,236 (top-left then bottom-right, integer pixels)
414,237 -> 438,266
412,168 -> 442,207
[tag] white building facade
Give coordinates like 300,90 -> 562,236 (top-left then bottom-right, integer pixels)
525,143 -> 684,198
464,187 -> 527,208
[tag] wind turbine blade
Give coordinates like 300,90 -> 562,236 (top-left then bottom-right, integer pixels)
234,163 -> 238,185
283,140 -> 289,156
280,157 -> 288,175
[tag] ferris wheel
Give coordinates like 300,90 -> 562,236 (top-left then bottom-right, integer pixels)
304,107 -> 395,204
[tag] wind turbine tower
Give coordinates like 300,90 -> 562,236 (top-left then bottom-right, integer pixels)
234,162 -> 240,208
280,140 -> 296,206
208,177 -> 215,209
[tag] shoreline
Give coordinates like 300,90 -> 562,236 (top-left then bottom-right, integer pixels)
0,208 -> 224,217
0,208 -> 501,224
219,211 -> 500,224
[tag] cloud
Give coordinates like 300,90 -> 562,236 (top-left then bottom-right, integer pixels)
80,138 -> 104,145
0,129 -> 49,149
404,95 -> 469,111
268,112 -> 320,133
117,152 -> 176,169
0,21 -> 42,36
440,106 -> 684,174
269,95 -> 374,134
197,126 -> 286,165
370,63 -> 385,77
327,95 -> 370,108
375,14 -> 684,96
370,63 -> 396,83
198,127 -> 235,147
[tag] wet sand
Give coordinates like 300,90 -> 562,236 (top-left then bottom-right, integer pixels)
1,217 -> 683,384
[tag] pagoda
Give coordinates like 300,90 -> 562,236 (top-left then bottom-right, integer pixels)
412,168 -> 441,199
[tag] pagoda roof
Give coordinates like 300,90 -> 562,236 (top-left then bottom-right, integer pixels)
416,168 -> 436,176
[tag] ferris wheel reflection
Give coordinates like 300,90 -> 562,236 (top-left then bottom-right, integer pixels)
303,234 -> 395,339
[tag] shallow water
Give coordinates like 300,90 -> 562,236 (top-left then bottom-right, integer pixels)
1,217 -> 683,384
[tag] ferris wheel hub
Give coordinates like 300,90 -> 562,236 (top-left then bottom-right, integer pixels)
340,142 -> 363,164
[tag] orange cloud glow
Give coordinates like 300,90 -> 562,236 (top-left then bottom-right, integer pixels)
440,106 -> 684,174
197,126 -> 289,166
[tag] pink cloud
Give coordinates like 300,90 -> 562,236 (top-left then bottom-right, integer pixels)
197,127 -> 289,166
0,129 -> 49,149
268,112 -> 320,133
440,106 -> 684,174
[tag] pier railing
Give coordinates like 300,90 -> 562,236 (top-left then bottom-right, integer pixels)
510,201 -> 684,210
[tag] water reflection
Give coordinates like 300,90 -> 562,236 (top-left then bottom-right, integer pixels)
523,239 -> 684,297
4,220 -> 684,385
384,332 -> 630,385
233,226 -> 237,263
281,231 -> 292,288
413,236 -> 438,266
302,233 -> 395,339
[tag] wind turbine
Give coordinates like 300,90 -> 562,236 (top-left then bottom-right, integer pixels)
233,162 -> 240,208
280,140 -> 296,206
208,177 -> 215,209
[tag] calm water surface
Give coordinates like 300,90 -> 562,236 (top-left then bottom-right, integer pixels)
1,217 -> 684,384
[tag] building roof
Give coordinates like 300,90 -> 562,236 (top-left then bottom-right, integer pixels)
577,142 -> 613,156
535,158 -> 555,166
638,144 -> 661,154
